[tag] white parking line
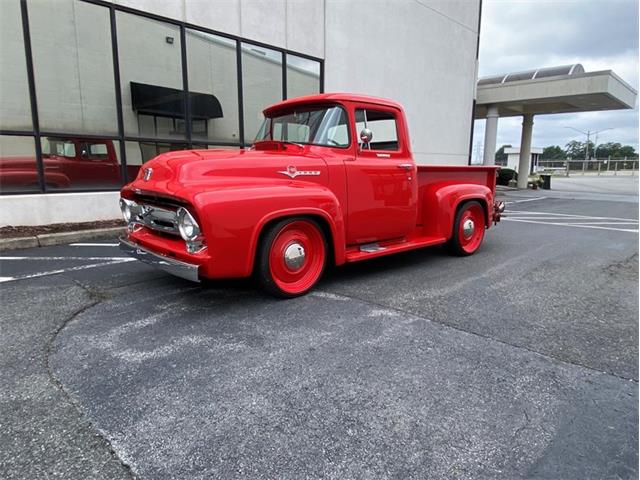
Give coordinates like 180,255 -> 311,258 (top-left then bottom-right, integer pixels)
0,256 -> 131,261
506,210 -> 639,222
69,243 -> 119,247
0,258 -> 135,283
504,197 -> 547,204
503,218 -> 639,233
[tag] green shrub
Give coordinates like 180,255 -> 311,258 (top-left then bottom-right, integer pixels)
497,168 -> 517,186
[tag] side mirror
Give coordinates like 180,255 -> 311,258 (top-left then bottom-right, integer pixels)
359,128 -> 373,148
360,128 -> 373,143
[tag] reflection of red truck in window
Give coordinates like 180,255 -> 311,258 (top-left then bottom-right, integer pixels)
119,93 -> 504,298
0,137 -> 129,190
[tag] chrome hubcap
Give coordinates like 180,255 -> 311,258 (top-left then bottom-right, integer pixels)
462,219 -> 475,237
284,243 -> 305,270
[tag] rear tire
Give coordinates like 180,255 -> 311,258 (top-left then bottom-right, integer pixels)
448,201 -> 486,256
256,217 -> 327,298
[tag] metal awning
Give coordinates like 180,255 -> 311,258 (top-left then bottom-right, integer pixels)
130,82 -> 223,119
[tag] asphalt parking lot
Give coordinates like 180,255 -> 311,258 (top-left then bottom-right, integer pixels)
1,183 -> 638,479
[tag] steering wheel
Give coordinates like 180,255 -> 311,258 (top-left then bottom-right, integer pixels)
326,138 -> 341,146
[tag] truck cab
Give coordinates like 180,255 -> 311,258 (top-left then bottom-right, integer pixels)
120,93 -> 503,297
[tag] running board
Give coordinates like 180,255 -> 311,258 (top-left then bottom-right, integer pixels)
345,236 -> 447,263
359,243 -> 386,253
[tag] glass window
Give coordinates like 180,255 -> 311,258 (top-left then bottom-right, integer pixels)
124,141 -> 188,181
29,0 -> 117,135
0,136 -> 40,193
355,109 -> 399,151
256,106 -> 349,147
192,145 -> 241,151
41,136 -> 122,191
241,43 -> 283,144
0,1 -> 32,130
286,55 -> 320,99
186,30 -> 239,143
117,12 -> 185,140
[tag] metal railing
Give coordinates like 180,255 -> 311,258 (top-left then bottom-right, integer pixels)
536,158 -> 639,176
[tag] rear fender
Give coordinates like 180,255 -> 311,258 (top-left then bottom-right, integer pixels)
423,184 -> 493,239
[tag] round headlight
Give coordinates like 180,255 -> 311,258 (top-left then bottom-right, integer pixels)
177,207 -> 201,241
119,198 -> 133,223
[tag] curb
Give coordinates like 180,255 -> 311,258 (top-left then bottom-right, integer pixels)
0,227 -> 125,251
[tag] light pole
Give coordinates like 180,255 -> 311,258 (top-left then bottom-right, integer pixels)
564,127 -> 613,160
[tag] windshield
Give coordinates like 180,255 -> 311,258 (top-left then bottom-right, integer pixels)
255,106 -> 350,148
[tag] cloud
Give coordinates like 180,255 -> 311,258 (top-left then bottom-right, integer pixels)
473,0 -> 639,157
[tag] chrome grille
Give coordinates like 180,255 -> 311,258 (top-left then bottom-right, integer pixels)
135,204 -> 179,235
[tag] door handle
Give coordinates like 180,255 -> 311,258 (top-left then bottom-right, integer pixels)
397,163 -> 413,170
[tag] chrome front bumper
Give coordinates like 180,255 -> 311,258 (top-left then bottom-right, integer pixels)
119,237 -> 200,282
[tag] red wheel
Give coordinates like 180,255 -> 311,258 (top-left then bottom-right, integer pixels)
256,218 -> 327,298
448,201 -> 486,256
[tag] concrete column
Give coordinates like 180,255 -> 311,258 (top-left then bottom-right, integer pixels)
483,105 -> 499,165
517,114 -> 534,189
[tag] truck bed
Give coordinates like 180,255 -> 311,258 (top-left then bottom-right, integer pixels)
416,165 -> 498,236
416,165 -> 498,191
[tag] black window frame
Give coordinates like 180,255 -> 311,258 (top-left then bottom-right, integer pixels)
1,0 -> 324,195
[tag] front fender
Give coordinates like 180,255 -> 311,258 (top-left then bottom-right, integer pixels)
423,183 -> 493,239
193,183 -> 345,278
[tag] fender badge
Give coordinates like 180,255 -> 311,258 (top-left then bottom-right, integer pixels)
277,165 -> 321,178
143,167 -> 153,181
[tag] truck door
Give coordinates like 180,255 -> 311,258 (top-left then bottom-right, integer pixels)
345,107 -> 417,245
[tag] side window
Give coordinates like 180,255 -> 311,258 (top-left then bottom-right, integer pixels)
81,142 -> 110,161
43,139 -> 76,158
355,109 -> 399,151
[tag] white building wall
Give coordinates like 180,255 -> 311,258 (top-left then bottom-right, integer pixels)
324,0 -> 480,165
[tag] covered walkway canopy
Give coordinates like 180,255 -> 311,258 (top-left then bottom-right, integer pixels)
474,64 -> 637,188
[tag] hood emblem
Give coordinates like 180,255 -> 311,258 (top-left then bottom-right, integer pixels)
277,165 -> 320,179
142,167 -> 153,181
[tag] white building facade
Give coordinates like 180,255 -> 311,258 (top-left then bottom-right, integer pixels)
0,0 -> 481,226
504,147 -> 542,173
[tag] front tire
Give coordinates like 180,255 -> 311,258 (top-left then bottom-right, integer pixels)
256,218 -> 327,298
448,201 -> 486,256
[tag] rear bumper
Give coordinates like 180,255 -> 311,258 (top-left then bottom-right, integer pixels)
119,237 -> 200,282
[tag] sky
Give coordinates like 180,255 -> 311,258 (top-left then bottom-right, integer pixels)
471,0 -> 639,162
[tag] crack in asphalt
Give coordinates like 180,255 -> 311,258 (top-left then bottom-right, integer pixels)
44,277 -> 136,480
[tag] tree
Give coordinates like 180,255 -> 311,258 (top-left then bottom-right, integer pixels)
593,142 -> 637,159
616,145 -> 637,158
594,142 -> 621,158
565,140 -> 595,159
541,145 -> 565,160
494,144 -> 511,165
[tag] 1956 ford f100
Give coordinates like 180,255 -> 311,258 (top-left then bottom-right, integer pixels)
119,93 -> 503,297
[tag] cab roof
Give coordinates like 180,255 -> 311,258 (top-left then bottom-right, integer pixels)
263,93 -> 403,115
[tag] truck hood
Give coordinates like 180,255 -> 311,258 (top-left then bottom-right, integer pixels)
126,146 -> 329,197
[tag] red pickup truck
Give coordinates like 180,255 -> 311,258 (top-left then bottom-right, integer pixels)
120,93 -> 503,297
0,137 -> 125,190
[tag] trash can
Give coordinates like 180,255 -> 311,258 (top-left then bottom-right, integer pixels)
540,174 -> 551,190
